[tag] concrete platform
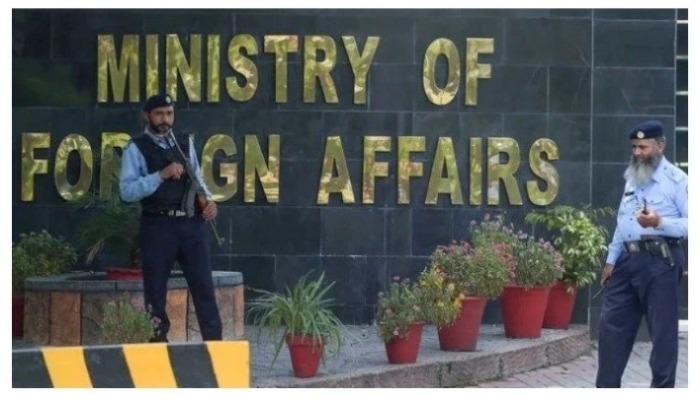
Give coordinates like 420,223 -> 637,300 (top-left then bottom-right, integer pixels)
249,324 -> 591,388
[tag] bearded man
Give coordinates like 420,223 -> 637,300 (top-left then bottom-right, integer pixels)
119,94 -> 222,342
596,120 -> 688,388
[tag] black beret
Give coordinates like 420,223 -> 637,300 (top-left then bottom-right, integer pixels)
628,120 -> 664,140
143,94 -> 175,112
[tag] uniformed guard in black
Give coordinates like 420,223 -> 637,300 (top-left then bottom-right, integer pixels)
119,94 -> 223,342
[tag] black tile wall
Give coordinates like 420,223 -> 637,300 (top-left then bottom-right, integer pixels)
369,64 -> 418,112
504,18 -> 591,66
551,9 -> 591,18
591,163 -> 627,209
592,115 -> 676,163
12,9 -> 683,326
273,256 -> 323,292
316,16 -> 415,65
385,256 -> 430,284
594,20 -> 675,67
592,68 -> 675,115
594,9 -> 676,20
476,66 -> 548,113
321,208 -> 385,255
411,209 -> 455,256
548,67 -> 591,114
12,10 -> 51,59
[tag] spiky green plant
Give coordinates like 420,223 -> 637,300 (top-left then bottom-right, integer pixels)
248,272 -> 345,368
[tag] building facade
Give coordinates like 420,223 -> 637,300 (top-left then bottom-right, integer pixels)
13,9 -> 687,326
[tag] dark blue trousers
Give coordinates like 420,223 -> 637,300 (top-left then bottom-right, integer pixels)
596,246 -> 685,388
139,214 -> 222,341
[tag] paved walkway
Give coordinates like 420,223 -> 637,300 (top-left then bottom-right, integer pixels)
476,332 -> 688,388
250,324 -> 592,387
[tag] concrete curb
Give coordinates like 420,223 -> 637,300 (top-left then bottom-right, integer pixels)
12,341 -> 250,388
251,324 -> 591,388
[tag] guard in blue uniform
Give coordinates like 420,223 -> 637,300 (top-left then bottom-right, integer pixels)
120,94 -> 222,342
596,120 -> 688,388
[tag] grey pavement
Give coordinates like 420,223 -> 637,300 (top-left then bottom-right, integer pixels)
249,324 -> 592,387
476,331 -> 688,388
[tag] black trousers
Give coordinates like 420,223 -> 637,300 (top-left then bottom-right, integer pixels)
596,245 -> 685,388
139,214 -> 222,341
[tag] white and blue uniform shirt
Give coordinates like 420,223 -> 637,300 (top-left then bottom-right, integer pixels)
606,156 -> 688,265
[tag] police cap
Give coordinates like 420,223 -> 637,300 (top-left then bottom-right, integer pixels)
628,120 -> 664,140
143,94 -> 175,112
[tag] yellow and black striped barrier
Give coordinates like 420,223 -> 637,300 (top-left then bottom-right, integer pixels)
12,341 -> 249,388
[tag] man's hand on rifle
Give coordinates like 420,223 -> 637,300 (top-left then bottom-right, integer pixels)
160,162 -> 185,180
202,200 -> 218,221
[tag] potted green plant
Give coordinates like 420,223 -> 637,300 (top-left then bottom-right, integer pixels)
101,294 -> 156,344
74,191 -> 142,280
501,235 -> 564,338
12,230 -> 77,338
525,205 -> 613,329
420,235 -> 510,351
376,277 -> 426,364
248,272 -> 344,378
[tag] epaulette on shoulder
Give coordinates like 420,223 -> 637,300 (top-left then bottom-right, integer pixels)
664,163 -> 687,183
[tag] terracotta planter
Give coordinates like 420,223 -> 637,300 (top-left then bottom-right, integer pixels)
543,281 -> 578,329
105,267 -> 143,281
437,296 -> 487,351
384,321 -> 424,364
285,334 -> 324,378
500,285 -> 550,338
12,295 -> 24,338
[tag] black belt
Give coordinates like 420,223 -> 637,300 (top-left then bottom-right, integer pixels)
624,236 -> 680,253
143,210 -> 188,217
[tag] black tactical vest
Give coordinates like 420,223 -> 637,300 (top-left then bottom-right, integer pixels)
131,133 -> 193,213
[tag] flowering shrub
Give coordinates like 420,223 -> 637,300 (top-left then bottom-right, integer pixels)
376,277 -> 425,343
12,230 -> 77,293
416,266 -> 464,327
467,213 -> 563,288
467,243 -> 512,298
430,240 -> 510,299
429,241 -> 472,287
469,213 -> 519,251
510,236 -> 564,288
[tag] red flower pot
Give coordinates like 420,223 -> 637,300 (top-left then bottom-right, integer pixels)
12,295 -> 24,338
105,267 -> 143,281
500,285 -> 550,338
543,281 -> 578,329
437,296 -> 487,351
285,334 -> 324,378
384,321 -> 425,364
